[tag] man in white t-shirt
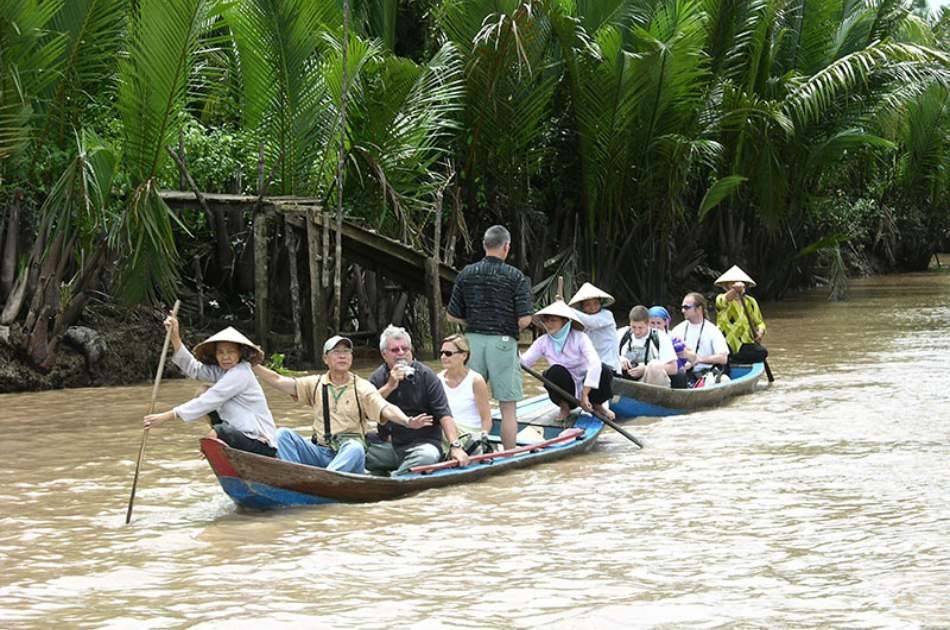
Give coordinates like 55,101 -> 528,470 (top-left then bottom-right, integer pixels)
670,292 -> 729,381
617,305 -> 678,387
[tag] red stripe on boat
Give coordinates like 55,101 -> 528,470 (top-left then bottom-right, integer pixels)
200,437 -> 240,478
409,427 -> 584,474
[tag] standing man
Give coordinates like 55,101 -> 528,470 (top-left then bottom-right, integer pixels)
447,225 -> 533,450
253,335 -> 433,473
366,325 -> 470,475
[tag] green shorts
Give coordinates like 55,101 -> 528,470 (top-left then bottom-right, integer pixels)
467,332 -> 523,402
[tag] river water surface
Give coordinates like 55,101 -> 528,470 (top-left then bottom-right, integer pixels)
1,270 -> 949,628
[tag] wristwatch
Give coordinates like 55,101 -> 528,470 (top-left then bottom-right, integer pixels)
450,439 -> 463,449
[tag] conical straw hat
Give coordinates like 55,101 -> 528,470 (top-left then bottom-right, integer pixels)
714,265 -> 756,288
534,300 -> 585,331
193,326 -> 265,365
568,282 -> 615,307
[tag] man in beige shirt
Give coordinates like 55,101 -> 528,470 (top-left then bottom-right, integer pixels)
254,335 -> 432,472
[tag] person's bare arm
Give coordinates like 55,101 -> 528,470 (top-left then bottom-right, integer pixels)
517,315 -> 532,331
447,313 -> 466,326
252,364 -> 297,397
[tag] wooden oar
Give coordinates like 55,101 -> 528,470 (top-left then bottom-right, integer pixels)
125,299 -> 180,524
520,363 -> 644,448
738,294 -> 774,383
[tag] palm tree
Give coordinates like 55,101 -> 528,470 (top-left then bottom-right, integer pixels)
114,0 -> 215,302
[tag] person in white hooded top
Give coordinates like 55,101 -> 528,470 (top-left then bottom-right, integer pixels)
567,282 -> 619,373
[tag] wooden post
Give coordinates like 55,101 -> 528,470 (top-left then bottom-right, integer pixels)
253,209 -> 269,354
425,258 -> 441,359
193,255 -> 204,322
285,216 -> 304,353
306,208 -> 327,365
427,190 -> 444,358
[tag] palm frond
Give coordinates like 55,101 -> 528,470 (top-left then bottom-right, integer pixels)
225,0 -> 341,194
0,0 -> 66,162
41,0 -> 126,148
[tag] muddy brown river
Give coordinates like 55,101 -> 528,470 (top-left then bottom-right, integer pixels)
1,270 -> 949,628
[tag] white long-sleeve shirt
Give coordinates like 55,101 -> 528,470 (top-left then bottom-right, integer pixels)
171,346 -> 277,447
572,308 -> 619,370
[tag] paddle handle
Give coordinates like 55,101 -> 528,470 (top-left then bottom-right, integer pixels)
520,363 -> 644,448
126,299 -> 181,524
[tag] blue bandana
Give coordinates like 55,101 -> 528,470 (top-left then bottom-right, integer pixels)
549,320 -> 572,353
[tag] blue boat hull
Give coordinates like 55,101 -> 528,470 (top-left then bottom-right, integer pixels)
201,396 -> 603,509
611,363 -> 766,418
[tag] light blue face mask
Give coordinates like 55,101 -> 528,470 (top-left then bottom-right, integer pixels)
549,320 -> 572,353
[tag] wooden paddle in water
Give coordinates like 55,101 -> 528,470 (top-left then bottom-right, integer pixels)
125,299 -> 180,524
520,363 -> 644,448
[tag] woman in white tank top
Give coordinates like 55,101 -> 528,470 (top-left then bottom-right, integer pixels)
438,334 -> 492,441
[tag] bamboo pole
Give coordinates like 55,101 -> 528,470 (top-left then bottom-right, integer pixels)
126,299 -> 181,524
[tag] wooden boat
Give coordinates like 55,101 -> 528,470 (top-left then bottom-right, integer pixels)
200,394 -> 603,509
610,362 -> 766,417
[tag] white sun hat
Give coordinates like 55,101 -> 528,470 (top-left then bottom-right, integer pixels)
322,335 -> 353,354
568,282 -> 615,308
714,265 -> 756,289
534,300 -> 585,330
192,327 -> 264,365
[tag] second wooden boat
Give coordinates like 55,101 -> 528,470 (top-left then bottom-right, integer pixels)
610,362 -> 765,417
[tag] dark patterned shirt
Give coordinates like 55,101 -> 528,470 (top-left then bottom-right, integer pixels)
447,256 -> 533,337
368,360 -> 452,452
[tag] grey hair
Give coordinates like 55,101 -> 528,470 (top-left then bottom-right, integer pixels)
483,225 -> 511,250
379,324 -> 412,353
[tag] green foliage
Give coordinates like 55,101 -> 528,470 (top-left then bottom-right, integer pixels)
1,0 -> 949,312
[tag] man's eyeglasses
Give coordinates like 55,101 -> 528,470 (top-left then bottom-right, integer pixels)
440,349 -> 463,357
681,304 -> 697,310
387,345 -> 411,354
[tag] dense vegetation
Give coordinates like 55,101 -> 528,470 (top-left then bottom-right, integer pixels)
1,0 -> 948,369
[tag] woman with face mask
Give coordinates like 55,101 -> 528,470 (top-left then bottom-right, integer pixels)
520,300 -> 614,421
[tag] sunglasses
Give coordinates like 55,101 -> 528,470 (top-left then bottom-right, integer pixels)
681,304 -> 698,310
440,349 -> 464,357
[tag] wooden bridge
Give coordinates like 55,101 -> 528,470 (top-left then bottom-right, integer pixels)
161,191 -> 458,363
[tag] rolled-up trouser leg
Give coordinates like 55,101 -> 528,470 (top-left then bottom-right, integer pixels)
393,442 -> 441,476
543,364 -> 575,407
642,363 -> 672,387
588,362 -> 614,404
327,439 -> 366,473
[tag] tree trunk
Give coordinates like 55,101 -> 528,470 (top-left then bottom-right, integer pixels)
24,231 -> 68,332
0,193 -> 22,300
391,291 -> 408,326
42,246 -> 108,370
3,220 -> 51,325
354,265 -> 377,332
